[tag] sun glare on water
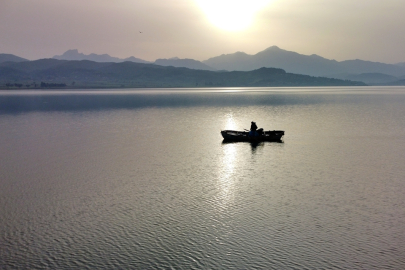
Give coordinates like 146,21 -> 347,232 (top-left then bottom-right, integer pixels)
195,0 -> 271,31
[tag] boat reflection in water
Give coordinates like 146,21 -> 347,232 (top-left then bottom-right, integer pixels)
221,139 -> 282,153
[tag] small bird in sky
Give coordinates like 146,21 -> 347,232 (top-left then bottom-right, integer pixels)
139,31 -> 143,33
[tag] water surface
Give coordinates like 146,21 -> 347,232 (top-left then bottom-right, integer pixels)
1,87 -> 405,269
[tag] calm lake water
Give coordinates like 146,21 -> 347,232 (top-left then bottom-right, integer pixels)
1,87 -> 405,269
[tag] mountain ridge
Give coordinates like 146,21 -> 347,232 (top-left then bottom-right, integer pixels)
0,59 -> 366,89
0,53 -> 28,63
203,46 -> 405,79
3,46 -> 405,84
53,49 -> 150,64
154,58 -> 216,71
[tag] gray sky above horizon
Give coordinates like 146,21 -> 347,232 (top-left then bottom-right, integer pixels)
1,0 -> 404,63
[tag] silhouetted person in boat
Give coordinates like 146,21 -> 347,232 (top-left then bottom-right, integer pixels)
249,121 -> 258,137
250,121 -> 258,131
250,121 -> 264,137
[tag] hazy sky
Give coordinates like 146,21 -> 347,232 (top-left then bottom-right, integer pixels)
1,0 -> 404,63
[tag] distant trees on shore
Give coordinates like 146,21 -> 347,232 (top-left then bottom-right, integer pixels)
6,83 -> 23,88
40,82 -> 67,88
4,82 -> 67,88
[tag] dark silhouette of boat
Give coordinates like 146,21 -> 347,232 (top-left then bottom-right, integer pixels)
221,129 -> 284,142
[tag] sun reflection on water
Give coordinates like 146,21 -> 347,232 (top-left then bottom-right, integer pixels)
215,113 -> 242,209
224,113 -> 237,130
217,142 -> 237,208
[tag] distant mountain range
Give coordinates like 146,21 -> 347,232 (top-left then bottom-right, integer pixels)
54,50 -> 216,71
396,62 -> 405,67
0,59 -> 365,89
0,54 -> 28,63
53,49 -> 150,64
203,46 -> 405,82
332,73 -> 400,85
154,57 -> 216,71
2,46 -> 405,85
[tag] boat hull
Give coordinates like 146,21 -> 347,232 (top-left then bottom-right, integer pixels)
221,130 -> 284,142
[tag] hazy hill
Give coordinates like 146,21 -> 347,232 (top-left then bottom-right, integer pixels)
203,51 -> 253,71
386,79 -> 405,86
0,58 -> 68,72
341,73 -> 398,84
203,46 -> 343,75
203,46 -> 405,78
0,54 -> 28,63
0,59 -> 366,88
154,57 -> 216,71
336,72 -> 405,85
53,49 -> 150,64
338,60 -> 405,77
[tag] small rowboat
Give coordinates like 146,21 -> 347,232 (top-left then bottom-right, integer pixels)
221,129 -> 284,142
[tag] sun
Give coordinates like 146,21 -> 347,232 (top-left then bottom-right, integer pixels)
195,0 -> 271,32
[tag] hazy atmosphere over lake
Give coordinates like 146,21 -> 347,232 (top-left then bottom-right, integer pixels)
1,0 -> 405,64
2,0 -> 405,268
